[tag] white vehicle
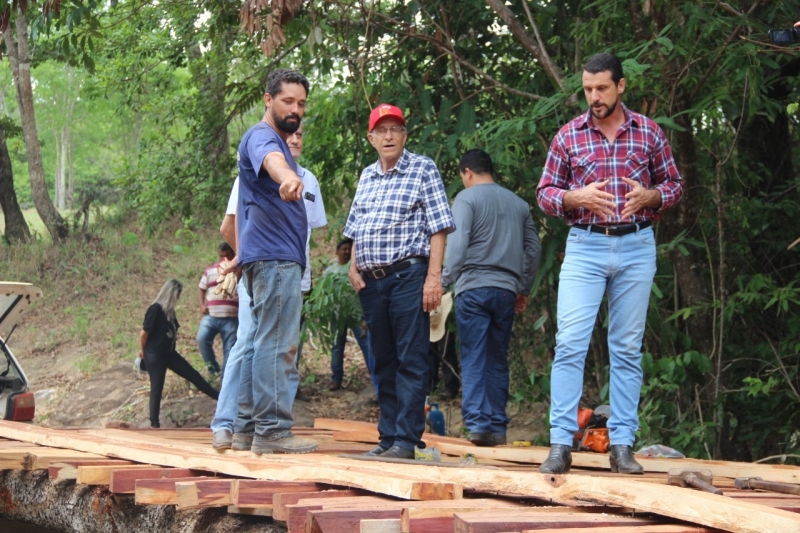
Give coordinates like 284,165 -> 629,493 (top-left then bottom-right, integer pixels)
0,282 -> 40,421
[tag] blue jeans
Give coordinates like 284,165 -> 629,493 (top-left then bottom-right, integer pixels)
210,278 -> 253,433
196,315 -> 238,373
455,287 -> 516,435
359,262 -> 429,451
550,225 -> 657,447
236,260 -> 303,438
330,323 -> 378,394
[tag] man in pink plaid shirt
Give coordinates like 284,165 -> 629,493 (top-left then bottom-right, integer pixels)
536,53 -> 683,475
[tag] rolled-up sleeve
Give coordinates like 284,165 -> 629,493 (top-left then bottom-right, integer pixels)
536,135 -> 570,218
520,211 -> 541,294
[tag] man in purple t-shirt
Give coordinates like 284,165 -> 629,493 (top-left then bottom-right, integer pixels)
234,68 -> 317,455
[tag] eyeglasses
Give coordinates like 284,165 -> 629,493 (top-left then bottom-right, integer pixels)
371,126 -> 407,137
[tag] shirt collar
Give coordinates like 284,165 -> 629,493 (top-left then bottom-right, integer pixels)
578,102 -> 640,132
372,149 -> 411,177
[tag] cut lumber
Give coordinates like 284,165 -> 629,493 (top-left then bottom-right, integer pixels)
76,464 -> 156,485
226,505 -> 273,517
520,526 -> 714,533
308,508 -> 402,533
175,479 -> 234,509
361,519 -> 401,533
48,459 -> 134,481
398,504 -> 579,533
0,422 -> 461,501
110,467 -> 206,494
452,509 -> 660,532
313,419 -> 377,432
134,476 -> 212,505
0,447 -> 104,470
272,489 -> 365,521
285,496 -> 391,533
231,480 -> 327,507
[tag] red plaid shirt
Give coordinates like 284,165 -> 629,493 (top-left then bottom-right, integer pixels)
537,104 -> 683,225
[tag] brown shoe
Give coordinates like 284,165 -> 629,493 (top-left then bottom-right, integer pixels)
252,434 -> 319,454
327,380 -> 341,391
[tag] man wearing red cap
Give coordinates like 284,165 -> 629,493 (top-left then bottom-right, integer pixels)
344,104 -> 455,459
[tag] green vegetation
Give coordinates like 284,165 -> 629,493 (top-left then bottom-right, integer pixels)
1,0 -> 800,463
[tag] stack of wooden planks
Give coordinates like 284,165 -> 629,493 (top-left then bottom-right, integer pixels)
0,418 -> 799,533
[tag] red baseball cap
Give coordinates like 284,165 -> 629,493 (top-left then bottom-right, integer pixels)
368,103 -> 406,132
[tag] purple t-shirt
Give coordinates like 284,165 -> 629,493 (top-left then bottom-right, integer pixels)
237,122 -> 307,267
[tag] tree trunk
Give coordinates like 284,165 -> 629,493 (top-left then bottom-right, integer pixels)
67,132 -> 74,209
55,129 -> 64,210
0,470 -> 285,533
0,120 -> 31,243
4,13 -> 68,242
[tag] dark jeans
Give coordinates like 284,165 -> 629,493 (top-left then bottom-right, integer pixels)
455,287 -> 516,435
428,331 -> 460,396
331,323 -> 377,393
145,349 -> 219,428
359,262 -> 429,451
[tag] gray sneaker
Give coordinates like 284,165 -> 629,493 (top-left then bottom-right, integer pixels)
212,429 -> 233,450
231,432 -> 254,451
252,434 -> 319,455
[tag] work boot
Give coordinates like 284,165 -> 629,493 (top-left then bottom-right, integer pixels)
363,445 -> 389,456
468,433 -> 495,447
490,433 -> 507,446
609,444 -> 644,474
231,432 -> 253,451
379,445 -> 415,459
212,429 -> 233,450
539,444 -> 572,474
252,433 -> 319,455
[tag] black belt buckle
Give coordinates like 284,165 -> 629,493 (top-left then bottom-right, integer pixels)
371,267 -> 387,279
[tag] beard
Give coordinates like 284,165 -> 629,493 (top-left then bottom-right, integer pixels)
590,99 -> 617,120
273,111 -> 302,134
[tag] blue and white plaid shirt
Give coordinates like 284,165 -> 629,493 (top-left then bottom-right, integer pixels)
344,149 -> 455,271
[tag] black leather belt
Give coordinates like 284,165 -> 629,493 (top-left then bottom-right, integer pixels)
573,221 -> 651,236
362,257 -> 428,280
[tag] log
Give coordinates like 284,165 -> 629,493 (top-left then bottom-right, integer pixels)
0,469 -> 285,533
110,467 -> 206,494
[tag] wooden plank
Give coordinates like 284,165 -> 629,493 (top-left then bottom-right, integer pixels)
0,447 -> 105,470
48,459 -> 134,481
0,422 -> 461,501
175,479 -> 234,509
399,505 -> 573,533
134,476 -> 212,505
272,490 -> 364,521
111,468 -> 206,494
522,526 -> 715,533
285,496 -> 391,533
76,464 -> 157,485
303,497 -> 533,533
232,480 -> 327,507
453,510 -> 660,532
361,519 -> 401,533
227,505 -> 273,517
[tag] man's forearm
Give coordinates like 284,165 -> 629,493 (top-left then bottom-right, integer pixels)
220,214 -> 236,251
428,231 -> 446,277
263,152 -> 300,185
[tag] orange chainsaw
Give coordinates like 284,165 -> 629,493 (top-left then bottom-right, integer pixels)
573,405 -> 610,453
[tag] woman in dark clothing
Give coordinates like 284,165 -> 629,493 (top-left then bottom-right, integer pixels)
139,279 -> 219,428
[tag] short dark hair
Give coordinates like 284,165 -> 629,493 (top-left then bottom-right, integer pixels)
336,238 -> 353,251
583,53 -> 624,85
459,149 -> 494,176
265,68 -> 310,97
218,242 -> 234,255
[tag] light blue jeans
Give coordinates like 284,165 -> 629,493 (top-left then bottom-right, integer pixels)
196,315 -> 238,373
210,278 -> 253,433
236,260 -> 302,438
549,225 -> 657,447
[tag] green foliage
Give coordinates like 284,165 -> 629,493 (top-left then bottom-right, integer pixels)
304,266 -> 364,354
